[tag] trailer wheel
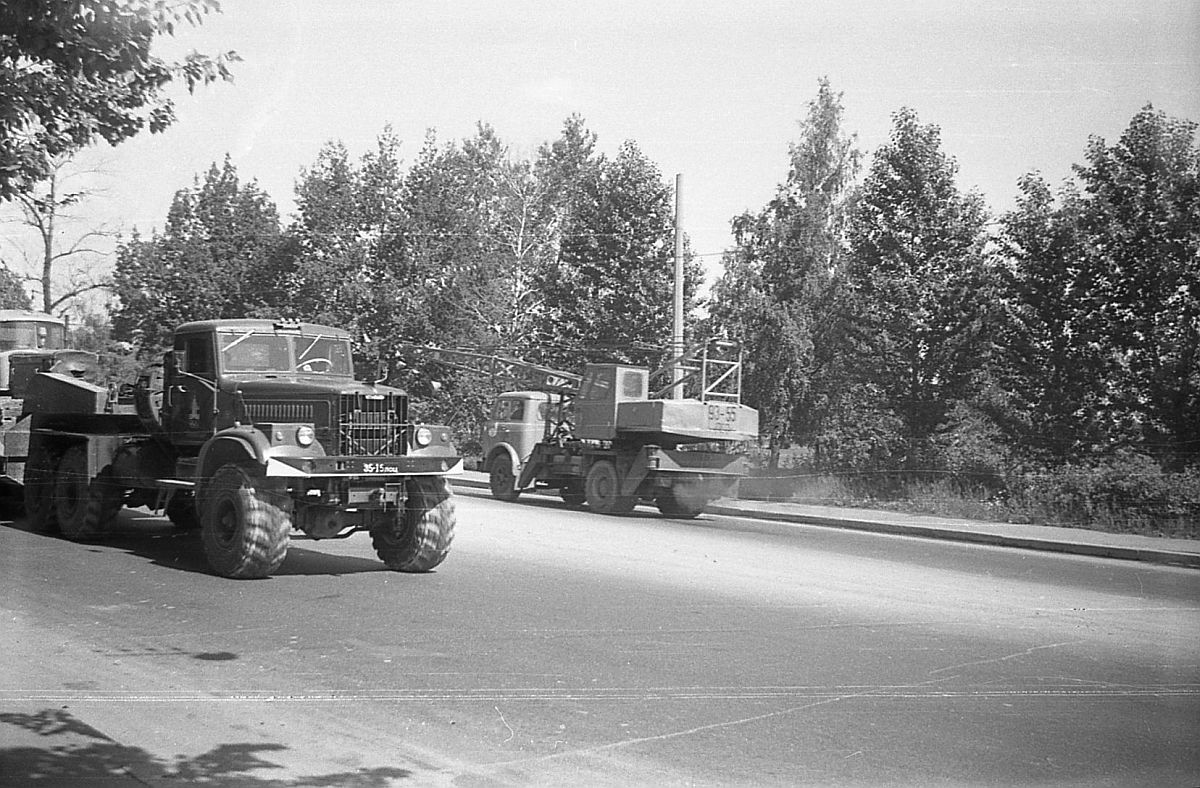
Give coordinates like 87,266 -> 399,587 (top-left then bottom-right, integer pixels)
559,482 -> 586,507
201,465 -> 291,579
23,453 -> 60,534
371,476 -> 455,572
488,454 -> 521,502
585,460 -> 636,514
55,447 -> 122,540
655,482 -> 708,519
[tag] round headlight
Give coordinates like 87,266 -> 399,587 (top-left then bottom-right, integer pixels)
414,426 -> 433,447
295,425 -> 316,446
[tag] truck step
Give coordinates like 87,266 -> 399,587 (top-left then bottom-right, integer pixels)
155,478 -> 196,489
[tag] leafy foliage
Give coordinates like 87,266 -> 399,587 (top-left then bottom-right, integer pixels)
996,105 -> 1200,468
0,0 -> 239,199
110,157 -> 284,350
842,107 -> 992,470
533,124 -> 700,370
707,79 -> 859,466
0,264 -> 31,309
1072,106 -> 1200,467
539,139 -> 691,367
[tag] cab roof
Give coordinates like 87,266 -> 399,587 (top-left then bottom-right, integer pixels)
175,319 -> 352,339
0,310 -> 63,325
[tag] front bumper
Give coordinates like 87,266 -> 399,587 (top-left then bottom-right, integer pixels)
265,454 -> 464,478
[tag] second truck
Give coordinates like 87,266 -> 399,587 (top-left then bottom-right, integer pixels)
403,341 -> 758,518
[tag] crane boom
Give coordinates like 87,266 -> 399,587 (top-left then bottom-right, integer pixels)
396,345 -> 581,395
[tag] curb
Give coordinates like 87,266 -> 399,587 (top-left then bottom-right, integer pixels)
450,476 -> 1200,569
704,504 -> 1200,569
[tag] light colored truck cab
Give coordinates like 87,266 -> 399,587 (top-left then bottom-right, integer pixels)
482,390 -> 569,501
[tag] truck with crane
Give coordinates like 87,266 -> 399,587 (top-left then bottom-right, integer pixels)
401,341 -> 758,518
0,318 -> 461,579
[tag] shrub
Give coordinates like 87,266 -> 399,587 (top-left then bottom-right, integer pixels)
1011,452 -> 1200,536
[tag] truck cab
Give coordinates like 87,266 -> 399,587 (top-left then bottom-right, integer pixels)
160,319 -> 358,447
0,310 -> 96,402
482,390 -> 569,499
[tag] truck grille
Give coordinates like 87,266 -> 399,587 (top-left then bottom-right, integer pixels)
245,401 -> 319,423
338,393 -> 407,456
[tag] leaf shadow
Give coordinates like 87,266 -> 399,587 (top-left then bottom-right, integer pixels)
0,708 -> 412,786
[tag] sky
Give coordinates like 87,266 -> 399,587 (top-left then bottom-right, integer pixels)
3,0 -> 1199,308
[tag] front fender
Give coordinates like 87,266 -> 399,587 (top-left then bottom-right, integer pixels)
487,442 -> 522,476
198,426 -> 271,485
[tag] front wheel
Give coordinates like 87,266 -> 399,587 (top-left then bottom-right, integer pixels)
488,454 -> 521,502
371,476 -> 455,572
201,465 -> 292,579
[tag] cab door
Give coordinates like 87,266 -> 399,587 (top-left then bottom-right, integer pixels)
484,393 -> 550,463
165,332 -> 218,447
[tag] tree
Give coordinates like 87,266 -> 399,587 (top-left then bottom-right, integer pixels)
707,79 -> 860,467
536,135 -> 700,369
994,106 -> 1200,469
285,138 -> 385,333
995,174 -> 1107,461
0,0 -> 238,200
527,115 -> 602,365
843,107 -> 991,471
1,154 -> 116,314
0,263 -> 32,308
111,157 -> 284,349
1070,106 -> 1199,465
457,125 -> 560,352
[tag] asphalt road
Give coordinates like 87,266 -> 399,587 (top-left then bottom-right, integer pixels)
1,487 -> 1198,786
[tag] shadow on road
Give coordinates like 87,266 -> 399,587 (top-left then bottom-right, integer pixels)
457,486 -> 663,519
2,511 -> 395,578
0,708 -> 412,786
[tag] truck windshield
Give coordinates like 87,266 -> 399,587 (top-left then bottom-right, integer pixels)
219,331 -> 353,375
0,320 -> 65,351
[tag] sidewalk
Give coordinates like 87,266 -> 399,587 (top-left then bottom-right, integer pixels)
451,471 -> 1200,569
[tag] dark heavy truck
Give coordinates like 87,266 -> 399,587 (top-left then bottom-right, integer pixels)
0,319 -> 461,579
402,341 -> 759,518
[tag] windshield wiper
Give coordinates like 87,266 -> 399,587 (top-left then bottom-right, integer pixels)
297,335 -> 329,361
222,330 -> 256,353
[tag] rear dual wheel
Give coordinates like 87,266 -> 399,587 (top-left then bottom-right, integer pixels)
655,480 -> 709,519
585,460 -> 635,515
23,453 -> 59,534
53,447 -> 125,540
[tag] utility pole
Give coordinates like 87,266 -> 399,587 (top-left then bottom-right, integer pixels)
672,173 -> 685,399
